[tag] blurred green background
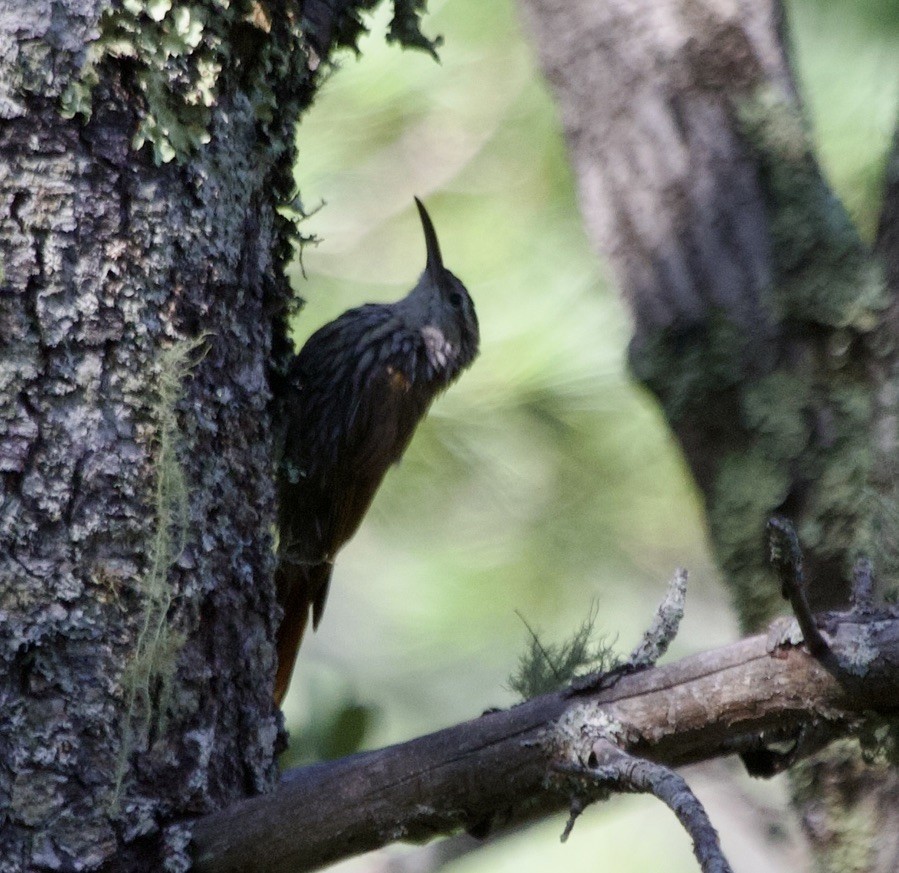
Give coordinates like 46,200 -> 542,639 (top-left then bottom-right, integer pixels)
283,0 -> 899,870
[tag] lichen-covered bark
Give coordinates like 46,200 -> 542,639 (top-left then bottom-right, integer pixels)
518,0 -> 892,631
1,47 -> 282,873
0,0 -> 429,869
517,0 -> 899,870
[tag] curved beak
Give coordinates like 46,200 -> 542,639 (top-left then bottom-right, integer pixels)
414,197 -> 444,278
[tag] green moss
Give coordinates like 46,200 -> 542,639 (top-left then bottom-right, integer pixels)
867,483 -> 899,582
736,87 -> 888,329
664,87 -> 887,629
790,742 -> 880,873
709,448 -> 793,627
112,337 -> 202,808
60,0 -> 442,165
859,717 -> 899,767
707,370 -> 878,626
61,0 -> 235,163
742,371 -> 812,459
630,311 -> 745,422
799,384 -> 875,562
59,0 -> 322,163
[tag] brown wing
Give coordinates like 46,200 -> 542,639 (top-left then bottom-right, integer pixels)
274,310 -> 435,702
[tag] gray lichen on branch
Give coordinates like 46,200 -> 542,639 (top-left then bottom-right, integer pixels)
546,570 -> 732,872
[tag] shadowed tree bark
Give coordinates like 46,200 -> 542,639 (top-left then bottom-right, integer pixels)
516,0 -> 899,869
0,1 -> 436,869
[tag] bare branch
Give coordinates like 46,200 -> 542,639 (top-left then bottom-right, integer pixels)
627,567 -> 688,669
191,609 -> 899,873
766,517 -> 835,663
578,738 -> 732,873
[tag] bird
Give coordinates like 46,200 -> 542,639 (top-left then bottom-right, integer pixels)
273,197 -> 480,703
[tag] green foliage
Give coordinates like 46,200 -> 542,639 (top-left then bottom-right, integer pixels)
509,607 -> 619,699
293,701 -> 376,763
279,669 -> 378,767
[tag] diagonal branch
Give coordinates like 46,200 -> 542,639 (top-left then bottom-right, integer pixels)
191,609 -> 899,873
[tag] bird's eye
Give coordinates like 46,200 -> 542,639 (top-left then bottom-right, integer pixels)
448,292 -> 463,309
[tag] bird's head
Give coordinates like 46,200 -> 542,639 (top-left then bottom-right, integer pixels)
399,198 -> 479,377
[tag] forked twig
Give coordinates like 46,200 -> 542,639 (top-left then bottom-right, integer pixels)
555,738 -> 733,873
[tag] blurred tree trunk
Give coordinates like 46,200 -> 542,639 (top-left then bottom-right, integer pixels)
518,0 -> 899,869
0,1 -> 433,869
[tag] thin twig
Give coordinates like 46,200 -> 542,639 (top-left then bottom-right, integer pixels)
568,569 -> 687,695
560,796 -> 585,843
628,568 -> 688,669
766,517 -> 834,661
556,739 -> 733,873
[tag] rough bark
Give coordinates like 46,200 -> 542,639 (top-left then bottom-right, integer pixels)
2,30 -> 280,873
0,0 -> 413,869
191,607 -> 899,873
516,0 -> 899,870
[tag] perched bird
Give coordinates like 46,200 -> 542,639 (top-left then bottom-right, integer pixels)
274,198 -> 480,703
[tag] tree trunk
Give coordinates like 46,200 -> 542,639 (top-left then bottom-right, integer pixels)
0,1 -> 433,869
517,0 -> 899,869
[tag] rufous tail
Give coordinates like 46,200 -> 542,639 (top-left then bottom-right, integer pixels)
274,560 -> 332,704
